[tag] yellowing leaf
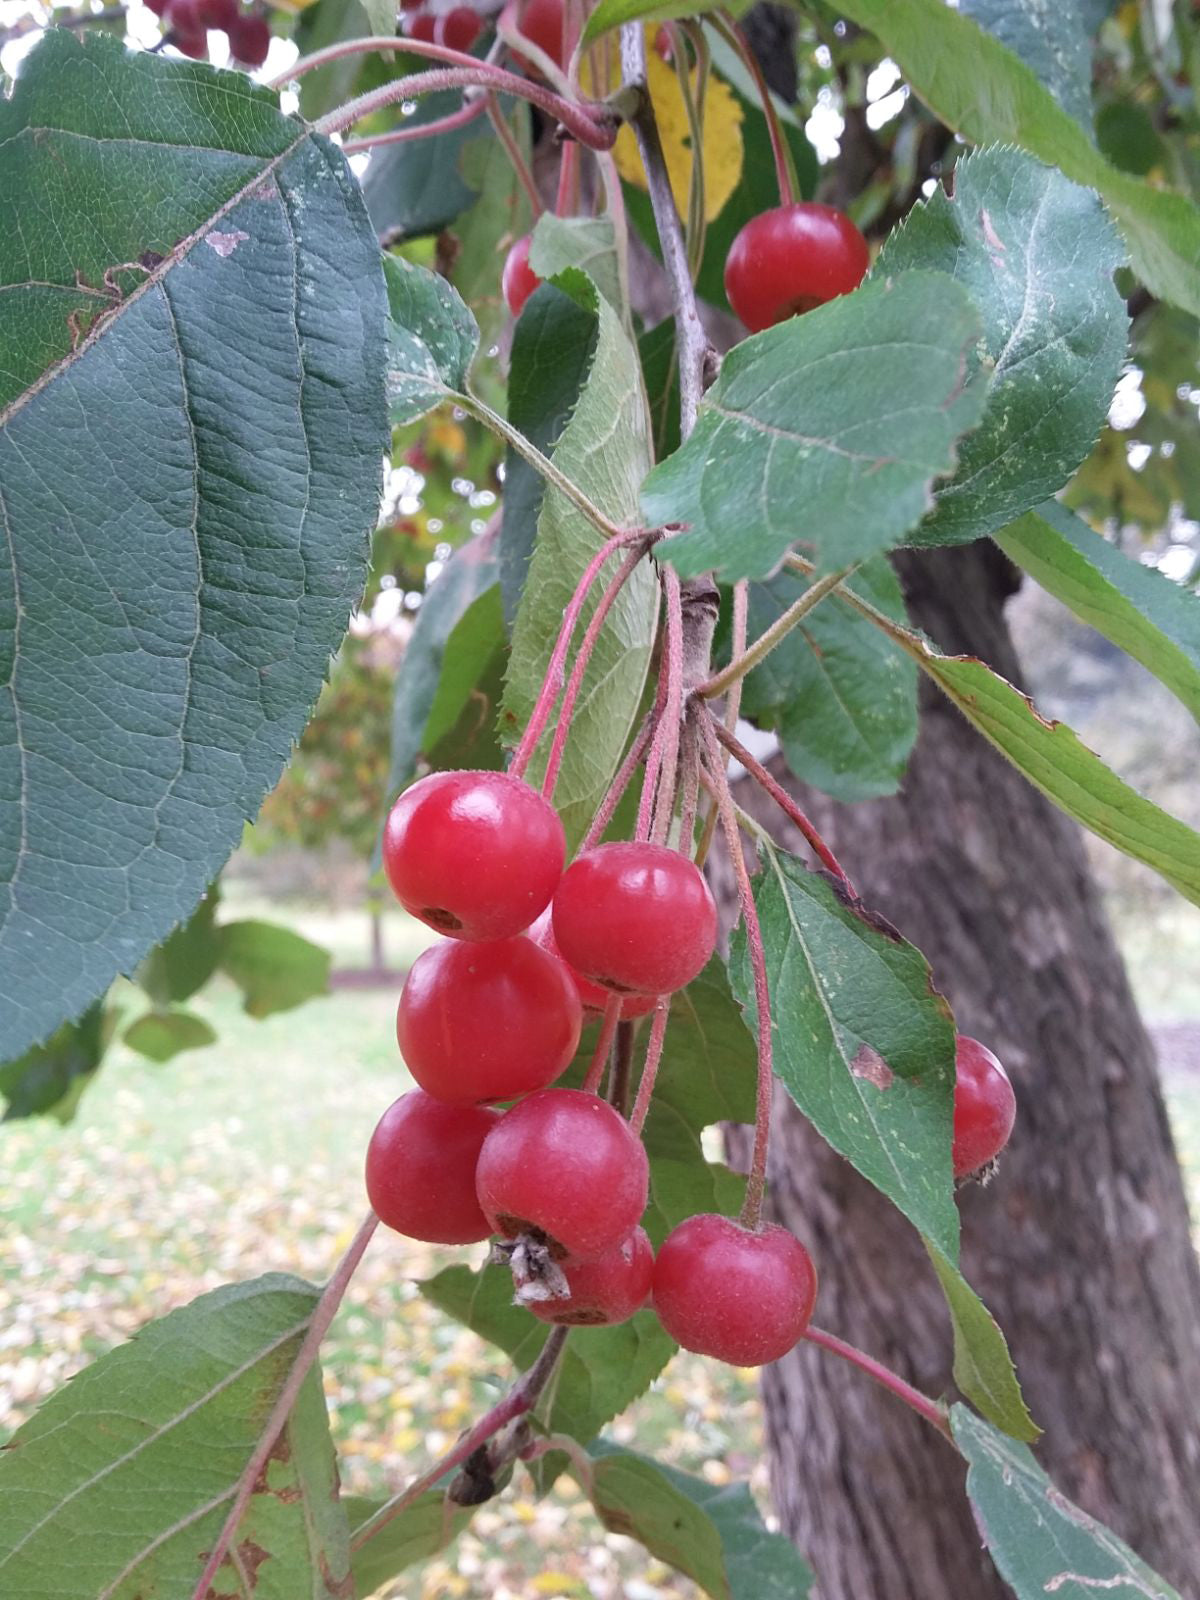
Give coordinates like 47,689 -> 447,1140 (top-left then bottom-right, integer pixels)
595,35 -> 744,223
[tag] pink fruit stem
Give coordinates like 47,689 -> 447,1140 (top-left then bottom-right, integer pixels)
697,712 -> 773,1232
801,1325 -> 953,1438
342,92 -> 488,153
580,712 -> 659,852
555,138 -> 580,216
190,1212 -> 379,1600
350,1325 -> 571,1551
582,995 -> 622,1095
486,93 -> 544,218
650,565 -> 685,846
636,713 -> 670,841
709,12 -> 798,207
542,543 -> 650,802
509,530 -> 650,782
629,997 -> 672,1134
706,713 -> 855,893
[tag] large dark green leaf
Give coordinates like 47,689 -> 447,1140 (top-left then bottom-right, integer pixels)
952,1406 -> 1182,1599
732,560 -> 917,802
836,0 -> 1200,317
0,998 -> 111,1121
877,147 -> 1126,549
501,286 -> 599,627
503,277 -> 658,849
996,502 -> 1200,722
731,846 -> 1035,1438
961,0 -> 1095,128
0,1275 -> 351,1599
419,1262 -> 676,1486
0,32 -> 387,1060
582,1442 -> 815,1600
642,273 -> 987,580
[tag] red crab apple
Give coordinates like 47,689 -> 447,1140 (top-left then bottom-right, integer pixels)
724,202 -> 870,333
366,1089 -> 498,1244
952,1035 -> 1016,1178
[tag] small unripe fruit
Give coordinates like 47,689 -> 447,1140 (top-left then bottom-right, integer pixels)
502,234 -> 541,316
724,203 -> 869,333
552,841 -> 716,996
366,1089 -> 498,1244
476,1088 -> 649,1260
653,1214 -> 817,1366
383,770 -> 565,941
397,935 -> 582,1105
525,1227 -> 654,1325
952,1035 -> 1016,1178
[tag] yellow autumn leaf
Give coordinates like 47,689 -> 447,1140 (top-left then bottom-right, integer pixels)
589,33 -> 744,223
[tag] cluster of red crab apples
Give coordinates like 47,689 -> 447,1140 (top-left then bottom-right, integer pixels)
366,771 -> 1016,1367
148,0 -> 271,66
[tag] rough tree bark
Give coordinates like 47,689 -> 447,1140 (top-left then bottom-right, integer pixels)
729,543 -> 1200,1599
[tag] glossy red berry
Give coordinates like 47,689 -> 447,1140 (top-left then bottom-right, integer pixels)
165,0 -> 205,30
397,936 -> 582,1105
475,1088 -> 649,1260
528,909 -> 656,1020
146,0 -> 171,16
383,770 -> 565,941
228,12 -> 271,64
436,5 -> 482,48
366,1089 -> 498,1244
552,842 -> 716,997
499,0 -> 564,77
952,1035 -> 1016,1178
405,9 -> 437,38
653,1214 -> 817,1366
171,28 -> 209,57
724,202 -> 870,333
197,0 -> 239,29
501,234 -> 542,317
525,1226 -> 654,1325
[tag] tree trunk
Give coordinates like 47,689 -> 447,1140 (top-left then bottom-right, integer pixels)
732,542 -> 1200,1598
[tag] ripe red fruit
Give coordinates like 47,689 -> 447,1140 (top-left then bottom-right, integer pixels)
475,1088 -> 649,1259
165,0 -> 205,31
397,936 -> 582,1105
552,842 -> 716,996
197,0 -> 239,29
435,5 -> 482,49
952,1035 -> 1016,1178
383,770 -> 565,941
501,234 -> 542,317
724,202 -> 870,333
528,909 -> 656,1020
653,1214 -> 817,1365
525,1226 -> 654,1325
366,1089 -> 498,1244
405,10 -> 437,40
499,0 -> 564,77
228,12 -> 271,65
146,0 -> 171,16
171,28 -> 208,57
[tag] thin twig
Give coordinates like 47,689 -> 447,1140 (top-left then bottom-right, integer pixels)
650,566 -> 685,844
698,566 -> 852,700
350,1326 -> 571,1550
190,1213 -> 379,1600
801,1325 -> 953,1438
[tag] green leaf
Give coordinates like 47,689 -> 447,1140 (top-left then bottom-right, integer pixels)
0,999 -> 110,1122
1095,101 -> 1165,178
732,560 -> 918,802
640,318 -> 681,462
643,272 -> 987,581
123,1007 -> 217,1063
216,920 -> 331,1017
731,847 -> 1035,1438
960,0 -> 1095,128
363,91 -> 488,243
346,1493 -> 477,1595
449,111 -> 535,367
995,502 -> 1200,722
835,0 -> 1200,317
503,282 -> 658,849
295,0 -> 372,120
529,214 -> 624,314
385,253 -> 479,423
135,888 -> 221,1005
388,530 -> 503,796
952,1406 -> 1182,1599
877,146 -> 1127,549
422,585 -> 508,774
582,0 -> 752,47
581,1442 -> 815,1600
419,1263 -> 676,1486
0,32 -> 387,1061
501,285 -> 599,627
0,1274 -> 352,1600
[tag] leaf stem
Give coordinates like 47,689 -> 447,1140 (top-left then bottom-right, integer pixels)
697,566 -> 852,700
704,715 -> 854,891
710,11 -> 799,207
801,1325 -> 953,1438
190,1212 -> 379,1600
342,93 -> 488,154
696,713 -> 773,1231
350,1325 -> 571,1550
